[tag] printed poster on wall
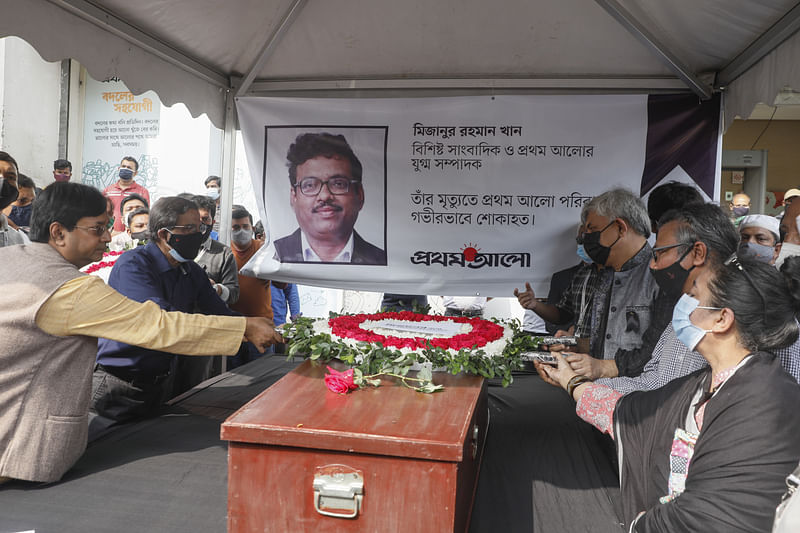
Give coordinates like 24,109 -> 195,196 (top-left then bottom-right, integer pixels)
237,94 -> 721,296
81,77 -> 161,193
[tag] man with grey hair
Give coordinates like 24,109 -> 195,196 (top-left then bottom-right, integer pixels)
578,202 -> 800,394
517,188 -> 663,378
91,196 -> 277,430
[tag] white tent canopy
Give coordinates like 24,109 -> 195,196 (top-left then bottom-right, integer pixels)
3,0 -> 800,130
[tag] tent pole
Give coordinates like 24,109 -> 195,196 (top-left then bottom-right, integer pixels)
217,80 -> 238,374
237,0 -> 308,97
219,83 -> 238,247
248,76 -> 690,94
594,0 -> 712,99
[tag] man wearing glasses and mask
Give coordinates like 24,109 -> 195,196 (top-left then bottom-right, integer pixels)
90,196 -> 262,431
274,132 -> 386,265
0,185 -> 280,484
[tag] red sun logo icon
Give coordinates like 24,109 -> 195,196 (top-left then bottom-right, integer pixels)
462,243 -> 480,262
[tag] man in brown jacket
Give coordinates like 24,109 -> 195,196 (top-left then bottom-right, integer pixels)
0,181 -> 281,483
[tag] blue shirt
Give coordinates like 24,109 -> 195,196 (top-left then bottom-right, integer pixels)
96,242 -> 235,374
271,283 -> 300,327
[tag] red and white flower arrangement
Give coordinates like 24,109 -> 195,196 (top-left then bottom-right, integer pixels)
282,311 -> 538,395
319,311 -> 509,355
81,250 -> 124,281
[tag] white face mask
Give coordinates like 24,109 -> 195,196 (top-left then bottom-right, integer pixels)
206,187 -> 220,200
776,242 -> 800,269
231,228 -> 253,247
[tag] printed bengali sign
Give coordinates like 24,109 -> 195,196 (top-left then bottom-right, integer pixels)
237,94 -> 720,295
369,319 -> 465,337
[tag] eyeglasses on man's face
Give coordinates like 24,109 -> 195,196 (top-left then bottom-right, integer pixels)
73,219 -> 114,237
168,223 -> 207,234
294,176 -> 361,197
651,242 -> 692,262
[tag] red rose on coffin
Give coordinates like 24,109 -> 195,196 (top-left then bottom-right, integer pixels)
324,366 -> 359,394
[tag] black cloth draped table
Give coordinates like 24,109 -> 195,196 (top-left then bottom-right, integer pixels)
0,357 -> 623,532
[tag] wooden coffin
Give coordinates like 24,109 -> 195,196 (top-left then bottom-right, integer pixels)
221,359 -> 488,532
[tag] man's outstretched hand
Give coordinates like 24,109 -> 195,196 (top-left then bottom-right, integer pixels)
244,317 -> 283,353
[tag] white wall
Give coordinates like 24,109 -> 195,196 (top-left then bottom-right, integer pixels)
0,37 -> 61,186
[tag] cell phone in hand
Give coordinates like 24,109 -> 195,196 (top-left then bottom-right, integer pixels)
522,351 -> 560,365
539,336 -> 577,346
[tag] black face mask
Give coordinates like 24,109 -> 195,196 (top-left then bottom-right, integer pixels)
9,203 -> 32,227
131,230 -> 149,242
119,168 -> 134,181
650,245 -> 694,297
582,221 -> 620,266
201,223 -> 213,242
166,230 -> 204,262
0,177 -> 19,210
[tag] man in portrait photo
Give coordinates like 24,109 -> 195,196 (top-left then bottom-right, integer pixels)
273,132 -> 386,265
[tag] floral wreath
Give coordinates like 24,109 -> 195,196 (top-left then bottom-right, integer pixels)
328,311 -> 505,352
281,312 -> 542,394
82,250 -> 124,275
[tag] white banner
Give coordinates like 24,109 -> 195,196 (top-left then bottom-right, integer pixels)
237,94 -> 720,296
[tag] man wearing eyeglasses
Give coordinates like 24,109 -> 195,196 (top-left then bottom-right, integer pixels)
0,184 -> 280,484
273,132 -> 386,265
573,203 -> 800,395
517,188 -> 662,379
90,195 -> 279,433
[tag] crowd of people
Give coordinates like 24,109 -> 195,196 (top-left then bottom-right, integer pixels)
0,150 -> 300,484
2,146 -> 800,530
514,184 -> 800,531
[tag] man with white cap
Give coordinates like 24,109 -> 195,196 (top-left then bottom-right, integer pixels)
785,188 -> 800,207
777,188 -> 800,221
739,214 -> 780,264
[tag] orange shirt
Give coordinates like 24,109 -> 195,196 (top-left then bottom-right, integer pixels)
231,239 -> 273,320
103,181 -> 151,232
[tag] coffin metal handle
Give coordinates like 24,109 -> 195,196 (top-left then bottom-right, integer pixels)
313,465 -> 363,519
